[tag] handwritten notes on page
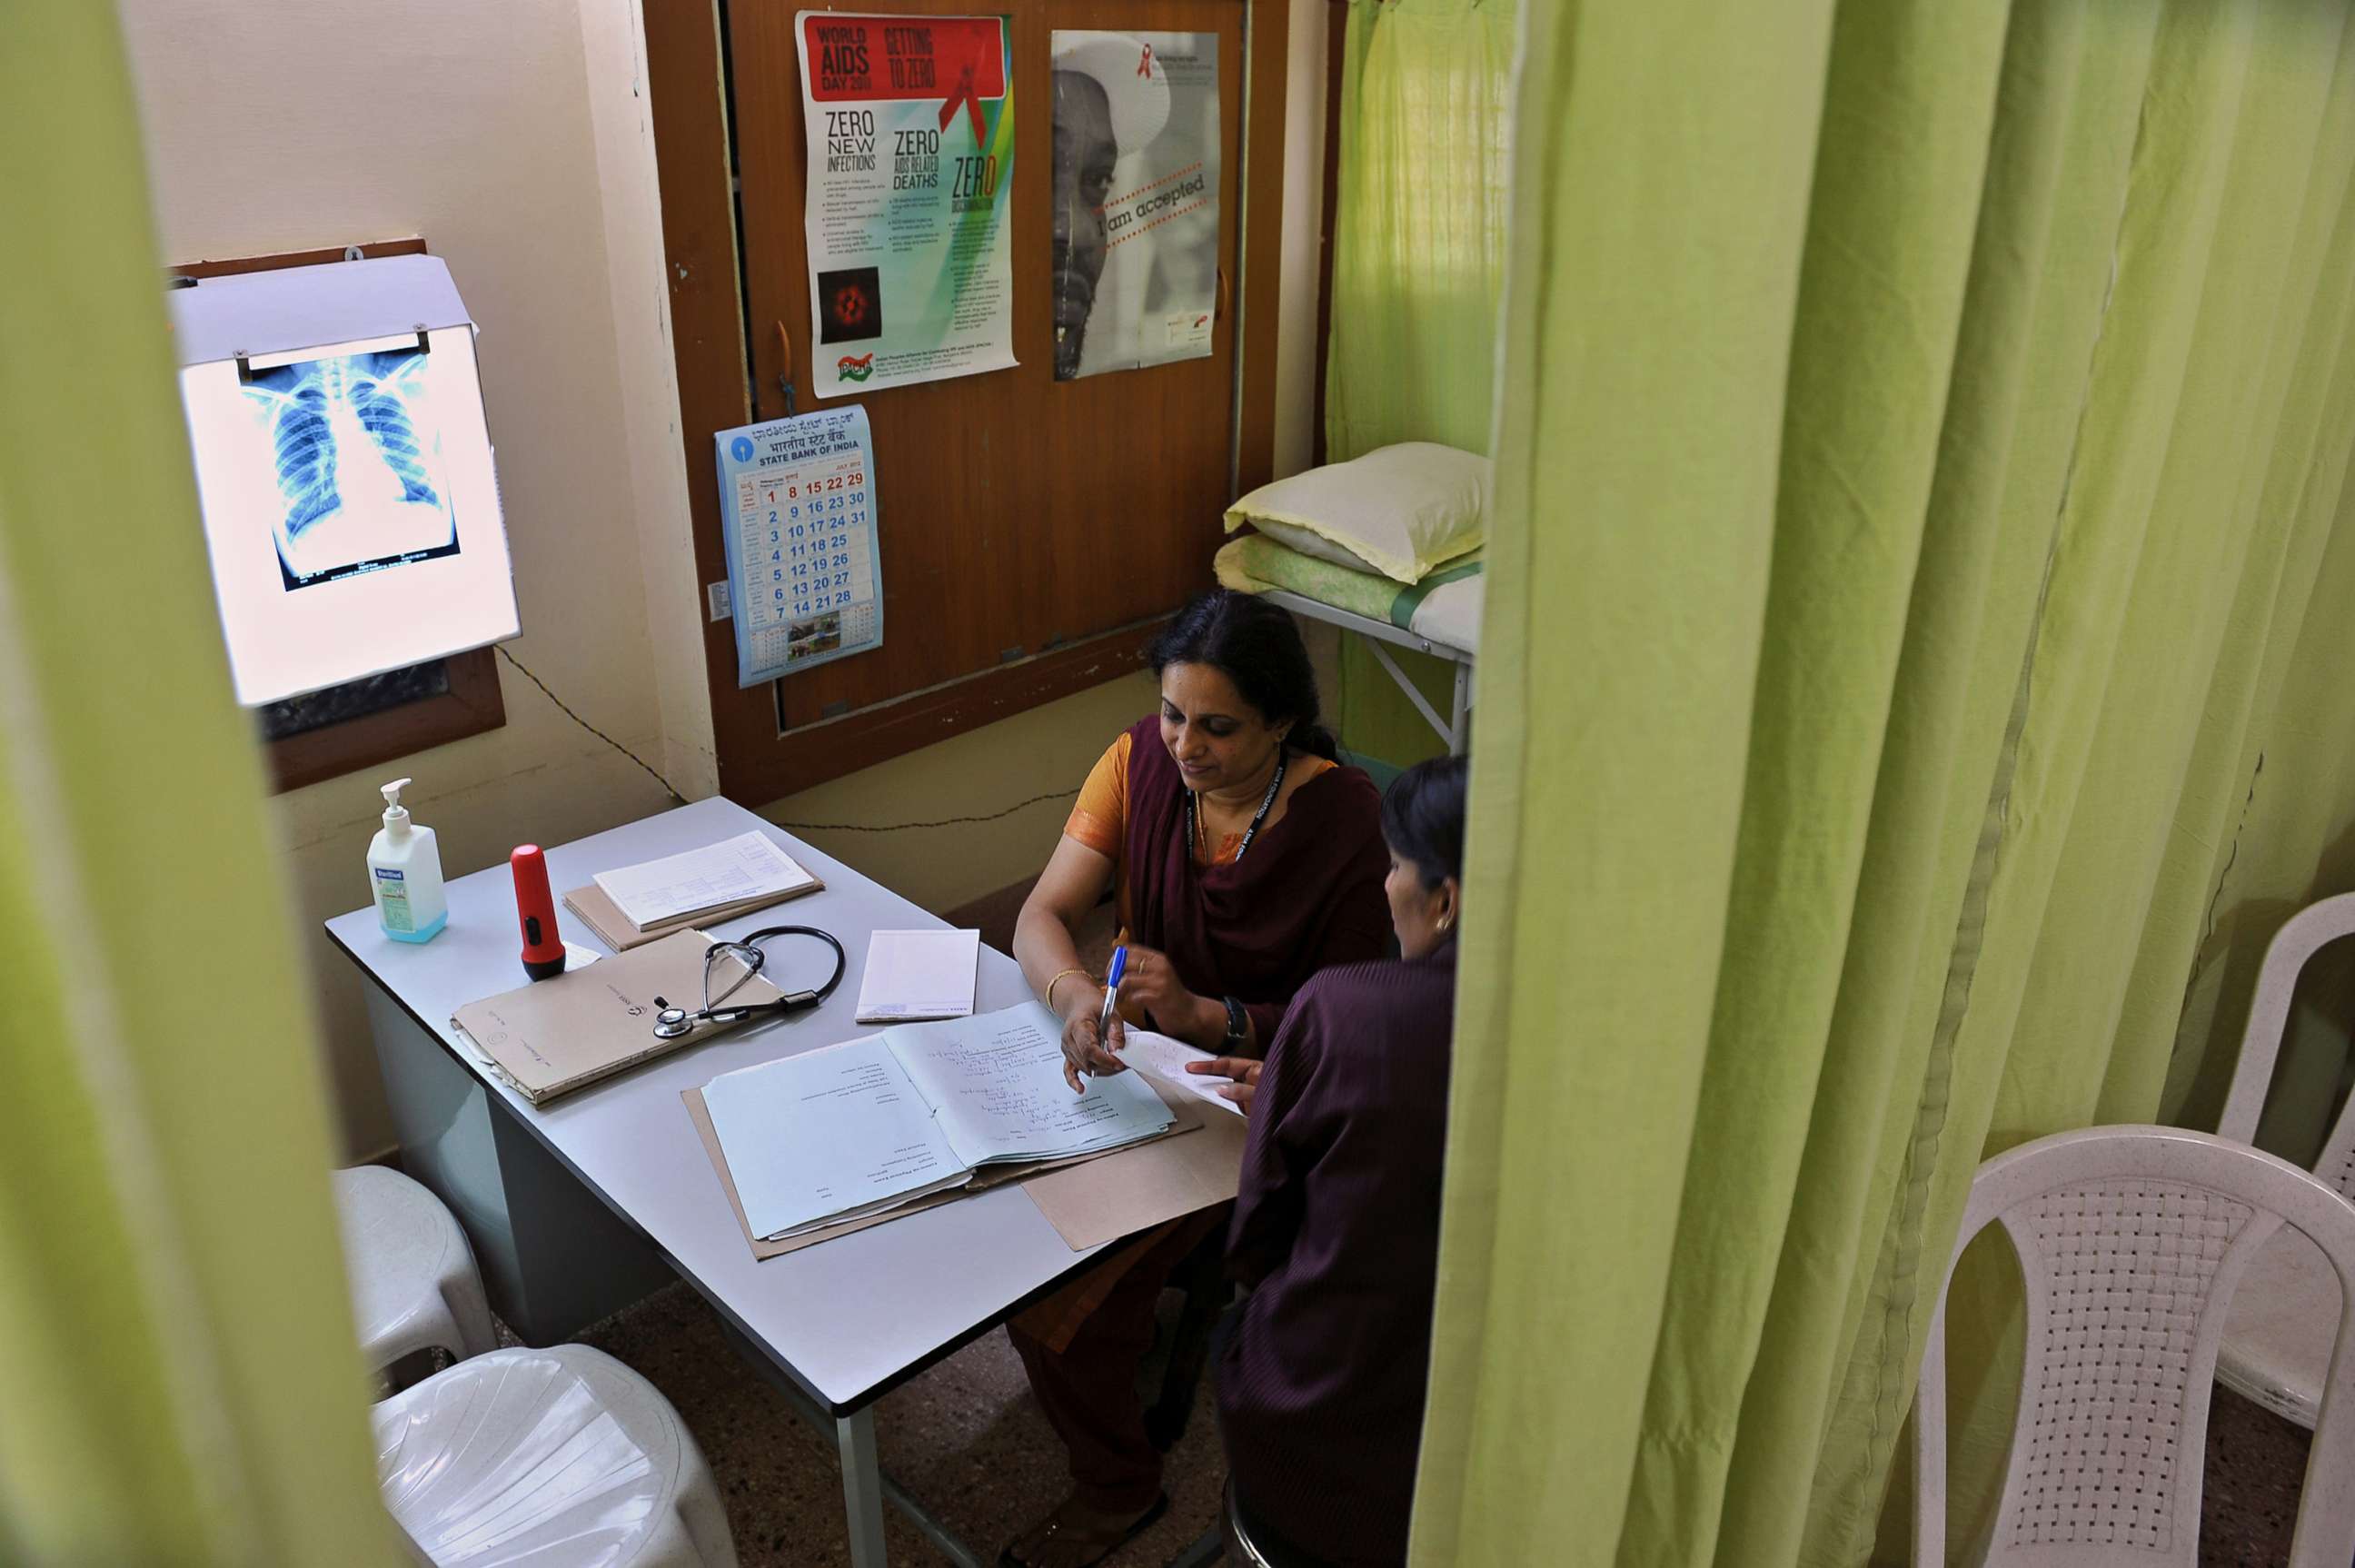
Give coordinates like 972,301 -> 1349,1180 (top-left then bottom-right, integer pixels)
888,1002 -> 1175,1166
701,1037 -> 967,1241
696,1002 -> 1177,1245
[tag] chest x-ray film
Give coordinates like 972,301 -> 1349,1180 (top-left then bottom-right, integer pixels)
172,256 -> 519,706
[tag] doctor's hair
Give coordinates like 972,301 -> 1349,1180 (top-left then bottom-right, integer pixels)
1145,590 -> 1338,760
1382,754 -> 1470,889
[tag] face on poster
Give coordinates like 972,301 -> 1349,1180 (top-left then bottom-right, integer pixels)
797,13 -> 1018,398
1050,32 -> 1220,381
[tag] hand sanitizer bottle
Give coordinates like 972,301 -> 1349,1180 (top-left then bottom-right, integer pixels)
369,778 -> 448,943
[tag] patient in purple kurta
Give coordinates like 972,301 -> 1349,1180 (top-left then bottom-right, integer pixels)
1205,753 -> 1470,1568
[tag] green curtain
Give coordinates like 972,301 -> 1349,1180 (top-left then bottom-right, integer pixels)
1322,0 -> 1515,768
0,5 -> 401,1563
1414,0 -> 2355,1564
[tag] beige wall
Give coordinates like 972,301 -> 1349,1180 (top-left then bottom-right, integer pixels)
760,673 -> 1161,914
121,0 -> 682,1156
577,0 -> 723,799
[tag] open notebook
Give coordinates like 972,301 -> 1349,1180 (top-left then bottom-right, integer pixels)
700,1001 -> 1176,1242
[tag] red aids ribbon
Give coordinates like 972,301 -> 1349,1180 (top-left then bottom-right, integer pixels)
1137,43 -> 1155,77
938,59 -> 986,145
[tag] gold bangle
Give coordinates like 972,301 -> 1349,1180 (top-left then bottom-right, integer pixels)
1043,967 -> 1092,1010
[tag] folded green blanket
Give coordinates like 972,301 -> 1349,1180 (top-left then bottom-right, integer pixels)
1215,535 -> 1484,631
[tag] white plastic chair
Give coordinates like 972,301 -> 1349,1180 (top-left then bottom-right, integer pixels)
1913,1126 -> 2355,1568
2211,891 -> 2355,1427
334,1165 -> 498,1381
377,1344 -> 739,1568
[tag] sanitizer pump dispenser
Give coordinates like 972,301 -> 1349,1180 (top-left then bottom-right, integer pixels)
369,778 -> 448,943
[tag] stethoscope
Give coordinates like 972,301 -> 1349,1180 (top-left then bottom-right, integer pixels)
651,925 -> 847,1040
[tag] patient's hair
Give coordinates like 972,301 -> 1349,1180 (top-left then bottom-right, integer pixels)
1145,590 -> 1338,760
1382,754 -> 1470,889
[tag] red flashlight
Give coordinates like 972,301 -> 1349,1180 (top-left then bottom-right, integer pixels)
511,845 -> 566,980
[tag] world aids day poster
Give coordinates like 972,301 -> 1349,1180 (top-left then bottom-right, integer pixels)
796,14 -> 1017,397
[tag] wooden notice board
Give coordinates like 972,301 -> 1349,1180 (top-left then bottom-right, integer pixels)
650,0 -> 1290,803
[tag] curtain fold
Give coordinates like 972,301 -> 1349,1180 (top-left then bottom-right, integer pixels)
1321,0 -> 1515,768
1412,0 -> 2355,1562
0,4 -> 398,1563
1325,0 -> 1514,461
1411,0 -> 1843,1553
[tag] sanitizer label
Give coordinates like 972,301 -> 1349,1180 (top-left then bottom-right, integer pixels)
374,866 -> 414,932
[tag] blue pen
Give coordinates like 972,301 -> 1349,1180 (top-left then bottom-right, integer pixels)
1096,945 -> 1128,1051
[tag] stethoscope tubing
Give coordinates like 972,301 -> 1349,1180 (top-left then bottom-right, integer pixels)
652,924 -> 848,1037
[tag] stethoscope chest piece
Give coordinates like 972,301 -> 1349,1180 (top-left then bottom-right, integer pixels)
651,1002 -> 697,1040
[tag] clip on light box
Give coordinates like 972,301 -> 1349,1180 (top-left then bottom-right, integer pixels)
172,255 -> 520,707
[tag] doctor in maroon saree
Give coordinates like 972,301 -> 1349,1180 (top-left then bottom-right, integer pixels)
1001,590 -> 1388,1568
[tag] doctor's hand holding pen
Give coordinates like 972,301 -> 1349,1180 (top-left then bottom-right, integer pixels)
1051,946 -> 1129,1095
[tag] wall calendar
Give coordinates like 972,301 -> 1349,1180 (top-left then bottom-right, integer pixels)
714,406 -> 882,686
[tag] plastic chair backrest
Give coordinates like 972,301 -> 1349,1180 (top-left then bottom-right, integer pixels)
1913,1127 -> 2355,1568
2215,894 -> 2355,1192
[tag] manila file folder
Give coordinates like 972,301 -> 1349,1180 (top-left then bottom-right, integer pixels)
452,929 -> 780,1105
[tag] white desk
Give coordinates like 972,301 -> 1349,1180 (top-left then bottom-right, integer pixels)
328,797 -> 1109,1567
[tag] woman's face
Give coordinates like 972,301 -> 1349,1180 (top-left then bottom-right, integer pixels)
1159,663 -> 1287,793
1386,849 -> 1458,960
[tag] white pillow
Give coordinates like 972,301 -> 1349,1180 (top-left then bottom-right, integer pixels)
1224,442 -> 1489,584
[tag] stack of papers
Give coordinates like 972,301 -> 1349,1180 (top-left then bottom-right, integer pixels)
854,928 -> 981,1023
591,831 -> 820,929
700,1002 -> 1175,1242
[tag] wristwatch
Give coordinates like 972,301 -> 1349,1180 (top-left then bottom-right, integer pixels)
1220,996 -> 1248,1052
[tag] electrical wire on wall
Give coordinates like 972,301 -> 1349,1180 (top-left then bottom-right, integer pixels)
495,644 -> 1077,833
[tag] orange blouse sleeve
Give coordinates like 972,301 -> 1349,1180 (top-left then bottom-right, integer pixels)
1063,731 -> 1132,859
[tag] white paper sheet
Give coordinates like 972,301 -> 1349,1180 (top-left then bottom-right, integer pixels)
591,831 -> 815,929
1118,1028 -> 1246,1117
885,1003 -> 1174,1166
854,928 -> 981,1023
701,1037 -> 968,1240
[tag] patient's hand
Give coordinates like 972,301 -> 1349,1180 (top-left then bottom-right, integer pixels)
1187,1056 -> 1262,1116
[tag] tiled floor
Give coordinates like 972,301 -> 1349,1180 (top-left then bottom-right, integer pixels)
571,1280 -> 1223,1567
2200,1388 -> 2313,1567
560,1276 -> 2316,1568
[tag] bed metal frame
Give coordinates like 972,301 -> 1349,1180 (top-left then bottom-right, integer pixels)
1262,589 -> 1476,754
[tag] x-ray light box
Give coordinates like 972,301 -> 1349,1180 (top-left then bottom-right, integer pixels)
172,255 -> 520,706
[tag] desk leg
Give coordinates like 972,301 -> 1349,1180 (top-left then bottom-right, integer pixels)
835,1409 -> 889,1568
725,1314 -> 986,1568
362,980 -> 673,1342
